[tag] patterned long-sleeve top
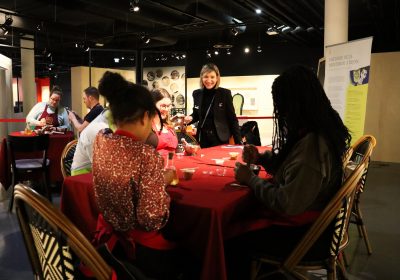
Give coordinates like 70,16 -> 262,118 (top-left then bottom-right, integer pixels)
92,129 -> 170,232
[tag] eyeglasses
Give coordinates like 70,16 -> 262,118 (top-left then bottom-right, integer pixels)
50,97 -> 61,102
159,104 -> 172,109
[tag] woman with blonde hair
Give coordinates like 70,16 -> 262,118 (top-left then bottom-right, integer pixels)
184,63 -> 242,147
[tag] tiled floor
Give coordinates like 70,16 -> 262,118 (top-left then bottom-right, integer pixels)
0,162 -> 399,279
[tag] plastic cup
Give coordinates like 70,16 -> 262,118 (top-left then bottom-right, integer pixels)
181,168 -> 196,180
229,152 -> 239,160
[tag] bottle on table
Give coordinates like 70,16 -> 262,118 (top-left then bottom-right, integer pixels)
165,152 -> 179,186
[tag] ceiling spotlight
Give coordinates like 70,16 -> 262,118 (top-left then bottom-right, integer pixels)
266,26 -> 278,36
255,9 -> 262,14
0,26 -> 9,36
306,26 -> 316,32
244,47 -> 250,53
214,50 -> 219,55
36,24 -> 42,31
257,45 -> 262,53
182,54 -> 186,58
0,16 -> 13,36
206,50 -> 211,58
226,49 -> 231,55
4,17 -> 13,26
114,57 -> 120,63
281,26 -> 293,33
130,0 -> 140,12
140,34 -> 150,44
230,27 -> 239,36
83,44 -> 90,52
291,26 -> 303,34
43,48 -> 52,58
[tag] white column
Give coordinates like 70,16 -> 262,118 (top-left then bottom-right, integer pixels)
324,0 -> 349,56
20,35 -> 37,118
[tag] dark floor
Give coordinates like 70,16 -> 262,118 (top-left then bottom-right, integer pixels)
0,162 -> 399,279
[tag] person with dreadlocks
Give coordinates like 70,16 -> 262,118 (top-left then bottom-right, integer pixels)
226,65 -> 351,279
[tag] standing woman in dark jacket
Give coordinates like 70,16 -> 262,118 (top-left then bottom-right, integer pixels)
184,63 -> 242,148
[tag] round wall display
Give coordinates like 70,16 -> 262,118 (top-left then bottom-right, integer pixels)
152,81 -> 160,89
147,71 -> 155,81
156,69 -> 163,78
171,70 -> 180,80
162,76 -> 170,86
175,93 -> 185,106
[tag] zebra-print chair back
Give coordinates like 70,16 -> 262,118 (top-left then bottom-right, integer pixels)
14,184 -> 112,280
250,162 -> 366,280
61,139 -> 78,179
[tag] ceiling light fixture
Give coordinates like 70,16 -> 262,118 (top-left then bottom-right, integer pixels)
255,9 -> 262,14
129,0 -> 140,12
244,47 -> 250,53
281,26 -> 293,33
257,45 -> 262,53
266,26 -> 278,36
140,34 -> 150,44
0,16 -> 13,36
230,27 -> 239,36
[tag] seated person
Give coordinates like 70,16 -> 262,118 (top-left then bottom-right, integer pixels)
26,85 -> 70,131
227,65 -> 352,279
92,71 -> 180,279
70,109 -> 113,176
150,88 -> 178,155
71,108 -> 158,176
68,86 -> 104,133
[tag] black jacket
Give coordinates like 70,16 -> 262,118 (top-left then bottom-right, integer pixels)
191,87 -> 242,144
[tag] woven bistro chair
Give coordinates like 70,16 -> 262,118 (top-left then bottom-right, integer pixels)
60,139 -> 78,178
344,135 -> 377,255
14,184 -> 113,280
250,162 -> 366,280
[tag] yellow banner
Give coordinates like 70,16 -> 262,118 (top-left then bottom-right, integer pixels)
345,83 -> 368,144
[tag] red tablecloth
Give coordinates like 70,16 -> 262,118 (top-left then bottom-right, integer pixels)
61,145 -> 319,280
6,131 -> 75,185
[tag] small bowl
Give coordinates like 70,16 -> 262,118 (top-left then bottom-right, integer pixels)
181,168 -> 196,180
185,144 -> 201,155
213,159 -> 225,165
229,152 -> 239,160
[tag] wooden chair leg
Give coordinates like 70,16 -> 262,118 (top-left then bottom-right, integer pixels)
355,202 -> 372,254
8,173 -> 16,212
341,251 -> 349,267
327,258 -> 336,280
7,184 -> 15,212
43,171 -> 52,202
337,258 -> 348,280
250,260 -> 259,280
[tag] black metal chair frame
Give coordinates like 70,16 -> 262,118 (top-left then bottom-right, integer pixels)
7,134 -> 51,212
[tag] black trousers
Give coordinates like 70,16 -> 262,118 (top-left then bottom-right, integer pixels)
224,223 -> 334,280
135,244 -> 201,280
199,128 -> 225,148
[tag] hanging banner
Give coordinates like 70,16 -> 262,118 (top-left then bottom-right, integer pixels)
324,37 -> 373,143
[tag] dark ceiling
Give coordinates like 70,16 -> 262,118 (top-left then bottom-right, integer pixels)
0,0 -> 399,77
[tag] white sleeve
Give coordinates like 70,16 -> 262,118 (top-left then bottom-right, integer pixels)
26,102 -> 45,127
